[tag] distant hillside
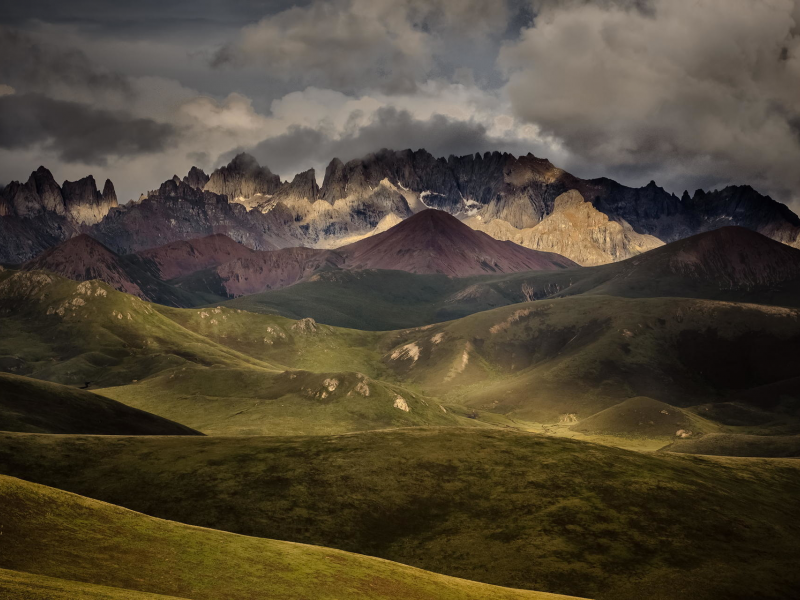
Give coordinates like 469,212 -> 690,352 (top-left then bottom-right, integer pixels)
0,372 -> 199,435
226,227 -> 800,330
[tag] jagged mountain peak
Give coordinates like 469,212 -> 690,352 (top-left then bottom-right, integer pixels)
204,153 -> 282,200
183,166 -> 210,189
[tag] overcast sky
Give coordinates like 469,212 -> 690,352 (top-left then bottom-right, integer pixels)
1,0 -> 800,210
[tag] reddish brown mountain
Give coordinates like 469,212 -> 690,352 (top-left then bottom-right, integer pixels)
336,209 -> 577,276
135,234 -> 256,281
616,226 -> 800,289
216,247 -> 344,297
22,234 -> 146,298
21,234 -> 201,307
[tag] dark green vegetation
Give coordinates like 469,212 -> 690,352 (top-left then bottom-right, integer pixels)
666,433 -> 800,457
0,373 -> 200,435
225,227 -> 800,330
1,429 -> 799,600
0,474 -> 571,600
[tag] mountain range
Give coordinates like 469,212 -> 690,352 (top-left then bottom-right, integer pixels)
2,148 -> 799,265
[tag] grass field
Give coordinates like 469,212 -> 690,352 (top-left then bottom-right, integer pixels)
0,474 -> 577,600
2,428 -> 799,600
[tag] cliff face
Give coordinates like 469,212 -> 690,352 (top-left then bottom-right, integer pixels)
203,153 -> 282,200
465,190 -> 664,266
62,175 -> 119,225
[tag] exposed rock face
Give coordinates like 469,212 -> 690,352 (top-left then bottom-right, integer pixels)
62,175 -> 119,225
269,169 -> 320,205
336,209 -> 577,276
204,153 -> 282,201
135,233 -> 256,280
183,167 -> 210,190
685,186 -> 800,248
466,190 -> 664,266
0,167 -> 66,218
88,178 -> 298,254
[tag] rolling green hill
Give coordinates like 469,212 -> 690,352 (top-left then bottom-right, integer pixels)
1,429 -> 799,600
378,295 -> 800,421
0,372 -> 200,435
0,474 -> 575,600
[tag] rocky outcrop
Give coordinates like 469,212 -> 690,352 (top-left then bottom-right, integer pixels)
62,175 -> 119,226
183,167 -> 210,190
0,167 -> 66,218
203,153 -> 282,201
269,169 -> 320,205
465,190 -> 664,266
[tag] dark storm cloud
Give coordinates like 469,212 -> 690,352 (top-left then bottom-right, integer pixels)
0,26 -> 130,99
501,0 -> 800,204
1,1 -> 308,26
0,94 -> 178,165
237,107 -> 548,178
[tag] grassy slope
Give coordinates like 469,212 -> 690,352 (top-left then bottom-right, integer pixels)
2,429 -> 800,600
665,433 -> 800,457
0,474 -> 573,600
0,568 -> 187,600
0,372 -> 200,435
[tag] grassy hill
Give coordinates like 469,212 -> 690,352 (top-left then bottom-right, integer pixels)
0,474 -> 574,600
0,373 -> 200,435
379,295 -> 800,421
0,568 -> 189,600
2,429 -> 799,600
3,271 -> 800,434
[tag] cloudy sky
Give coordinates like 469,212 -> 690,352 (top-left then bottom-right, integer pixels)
1,0 -> 800,209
